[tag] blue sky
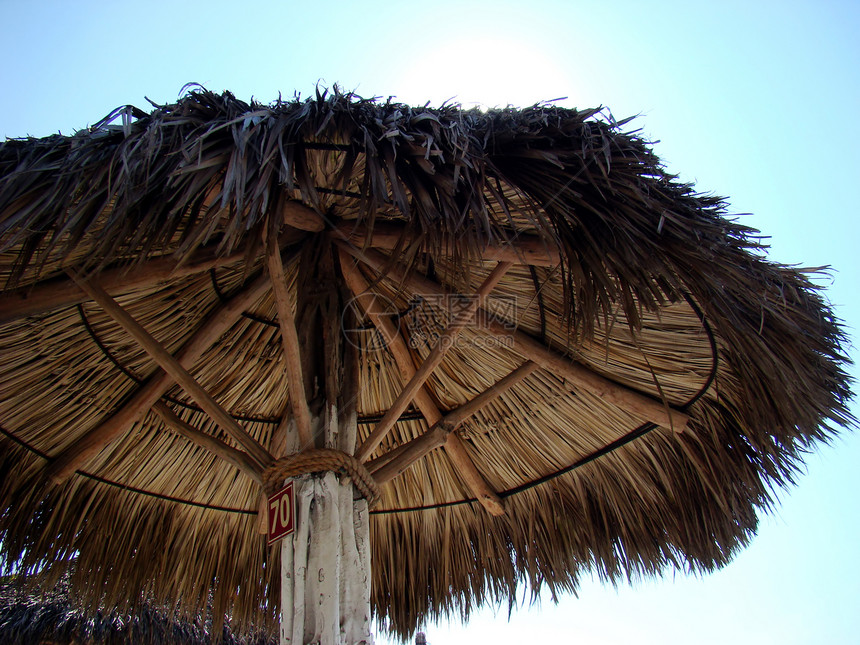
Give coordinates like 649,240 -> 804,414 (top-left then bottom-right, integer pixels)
1,1 -> 858,643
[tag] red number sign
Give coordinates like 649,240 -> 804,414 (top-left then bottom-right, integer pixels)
267,481 -> 295,545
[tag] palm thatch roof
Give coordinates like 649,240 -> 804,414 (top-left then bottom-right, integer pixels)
0,87 -> 853,639
0,575 -> 275,644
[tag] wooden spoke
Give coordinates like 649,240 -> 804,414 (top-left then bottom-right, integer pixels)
364,440 -> 413,474
339,251 -> 506,516
332,221 -> 560,267
281,199 -> 325,232
266,217 -> 313,447
67,271 -> 274,469
485,323 -> 689,432
0,223 -> 314,325
345,246 -> 691,433
1,244 -> 249,324
355,260 -> 512,462
437,437 -> 505,515
440,361 -> 539,430
1,217 -> 556,324
46,268 -> 278,484
152,401 -> 263,485
367,428 -> 457,486
372,361 -> 539,484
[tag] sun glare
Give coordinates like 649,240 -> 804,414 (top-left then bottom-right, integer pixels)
393,36 -> 574,110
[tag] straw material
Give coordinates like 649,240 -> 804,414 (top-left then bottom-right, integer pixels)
0,574 -> 275,644
0,88 -> 854,639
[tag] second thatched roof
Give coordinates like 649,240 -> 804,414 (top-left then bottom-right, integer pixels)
0,575 -> 275,645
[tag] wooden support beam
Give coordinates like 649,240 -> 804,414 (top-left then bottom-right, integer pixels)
441,360 -> 540,429
281,199 -> 325,232
355,260 -> 512,462
345,246 -> 690,433
371,425 -> 448,484
67,272 -> 275,469
339,252 -> 506,516
151,401 -> 263,485
0,216 -> 557,325
439,435 -> 506,515
485,324 -> 688,432
364,440 -> 412,474
0,245 -> 249,324
46,268 -> 278,484
265,219 -> 313,448
332,221 -> 561,267
372,361 -> 538,484
338,255 -> 442,424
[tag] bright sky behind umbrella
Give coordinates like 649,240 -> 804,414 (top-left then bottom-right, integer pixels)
1,1 -> 858,643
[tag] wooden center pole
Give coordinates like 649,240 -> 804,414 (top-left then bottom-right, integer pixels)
279,239 -> 373,645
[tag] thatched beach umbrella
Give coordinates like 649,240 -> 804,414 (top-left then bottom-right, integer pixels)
0,88 -> 853,644
0,575 -> 276,645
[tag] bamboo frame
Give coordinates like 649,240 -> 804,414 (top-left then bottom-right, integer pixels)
364,440 -> 412,474
332,221 -> 560,267
355,261 -> 513,462
487,324 -> 689,432
370,426 -> 448,485
1,218 -> 558,325
0,246 -> 247,324
152,401 -> 263,484
67,272 -> 274,469
265,218 -> 313,447
372,361 -> 539,484
339,251 -> 506,516
343,246 -> 690,433
280,199 -> 325,232
46,268 -> 278,483
437,360 -> 540,430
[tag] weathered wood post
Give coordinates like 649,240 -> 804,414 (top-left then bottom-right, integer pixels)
268,239 -> 375,645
